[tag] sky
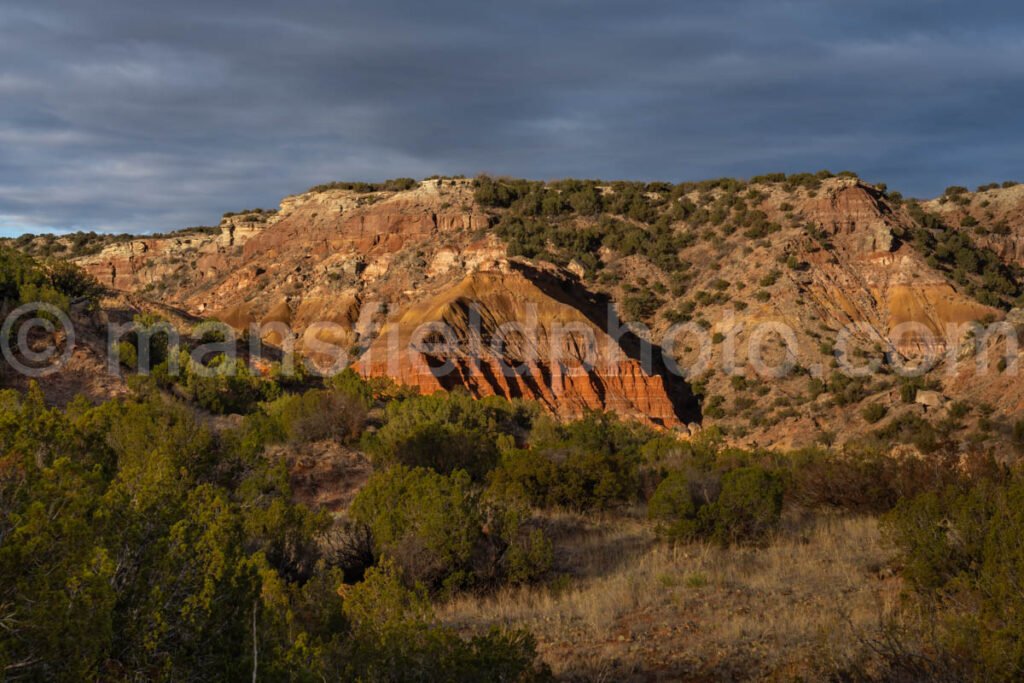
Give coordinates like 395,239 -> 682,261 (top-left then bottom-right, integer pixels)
1,0 -> 1023,236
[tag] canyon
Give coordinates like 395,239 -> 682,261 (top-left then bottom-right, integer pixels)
16,173 -> 1024,448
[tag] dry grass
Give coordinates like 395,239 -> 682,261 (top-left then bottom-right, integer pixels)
440,509 -> 900,681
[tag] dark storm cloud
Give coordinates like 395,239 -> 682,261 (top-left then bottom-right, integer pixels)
1,0 -> 1023,234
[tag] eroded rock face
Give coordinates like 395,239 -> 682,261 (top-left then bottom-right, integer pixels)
805,179 -> 894,254
240,185 -> 489,262
801,246 -> 995,359
77,226 -> 265,292
73,179 -> 688,426
793,180 -> 998,359
358,265 -> 688,428
58,175 -> 1024,443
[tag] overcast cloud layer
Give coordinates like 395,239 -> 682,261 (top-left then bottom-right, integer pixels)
1,0 -> 1022,235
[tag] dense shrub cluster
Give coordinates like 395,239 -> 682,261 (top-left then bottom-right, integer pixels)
748,170 -> 856,192
901,202 -> 1023,308
485,411 -> 657,511
647,466 -> 784,545
352,403 -> 671,592
0,383 -> 548,680
253,386 -> 369,444
121,329 -> 323,416
477,175 -> 702,276
641,430 -> 1007,547
0,245 -> 102,311
351,467 -> 485,590
181,353 -> 283,414
784,446 -> 998,513
622,290 -> 664,320
307,177 -> 418,194
11,231 -> 120,258
341,561 -> 547,681
363,391 -> 536,480
4,346 -> 1021,679
881,471 -> 1024,680
871,412 -> 950,453
350,465 -> 552,592
494,210 -> 688,277
221,207 -> 276,219
476,171 -> 857,289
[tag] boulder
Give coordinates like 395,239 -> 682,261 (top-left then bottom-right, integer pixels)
914,390 -> 945,409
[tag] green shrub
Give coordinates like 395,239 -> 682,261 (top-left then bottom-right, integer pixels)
483,182 -> 688,272
473,175 -> 538,208
0,381 -> 551,680
902,203 -> 1022,309
0,388 -> 357,679
648,466 -> 783,545
701,467 -> 784,544
759,270 -> 781,287
184,354 -> 280,414
268,388 -> 367,444
881,477 -> 1024,679
485,448 -> 557,508
116,340 -> 138,370
948,401 -> 971,420
861,402 -> 887,424
43,258 -> 104,300
703,394 -> 726,419
350,467 -> 482,590
647,470 -> 701,539
547,448 -> 638,510
0,245 -> 101,311
872,413 -> 944,453
484,412 -> 651,512
327,367 -> 375,408
499,522 -> 554,586
733,396 -> 755,411
342,561 -> 548,681
622,291 -> 663,320
307,177 -> 418,194
364,392 -> 533,480
352,464 -> 553,591
786,446 -> 999,514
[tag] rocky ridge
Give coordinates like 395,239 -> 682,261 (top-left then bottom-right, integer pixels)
27,174 -> 1024,447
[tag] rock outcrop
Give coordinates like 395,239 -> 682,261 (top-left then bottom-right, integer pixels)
806,179 -> 894,254
36,173 -> 1024,446
358,264 -> 688,428
69,179 -> 688,426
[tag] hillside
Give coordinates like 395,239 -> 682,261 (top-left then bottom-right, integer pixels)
10,173 -> 1024,451
6,174 -> 1024,680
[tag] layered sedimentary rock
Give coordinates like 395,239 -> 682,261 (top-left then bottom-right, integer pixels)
799,181 -> 997,358
77,215 -> 269,292
358,264 -> 686,428
49,174 -> 1024,444
76,179 -> 686,426
805,178 -> 894,254
240,186 -> 489,262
